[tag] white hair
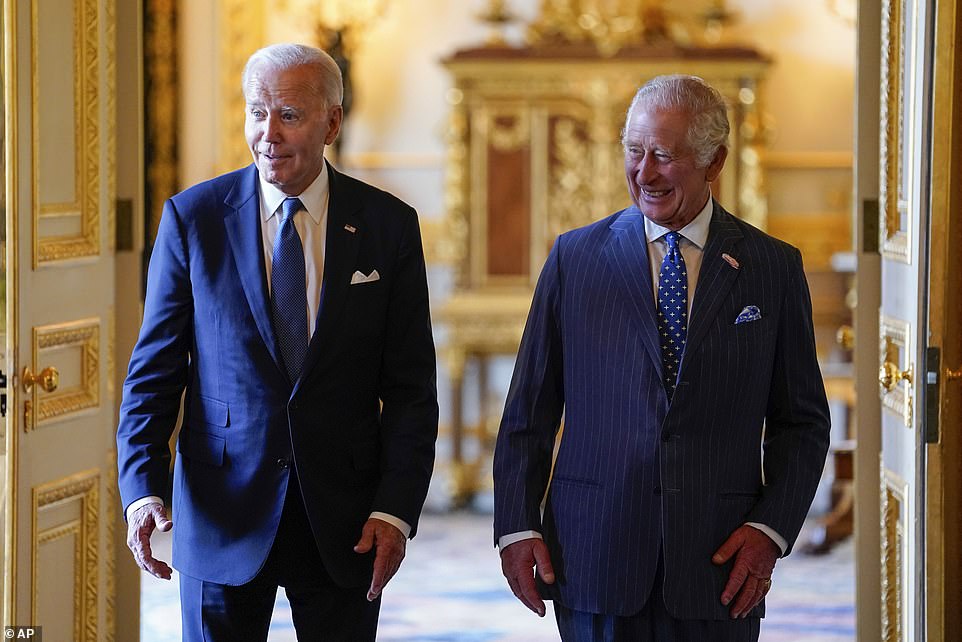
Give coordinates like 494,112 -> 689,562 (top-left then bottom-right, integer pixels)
622,74 -> 730,167
242,43 -> 343,108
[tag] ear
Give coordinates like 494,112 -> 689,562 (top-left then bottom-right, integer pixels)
325,105 -> 344,146
705,145 -> 728,182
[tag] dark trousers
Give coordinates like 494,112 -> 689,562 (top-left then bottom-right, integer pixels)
554,554 -> 760,642
179,472 -> 380,642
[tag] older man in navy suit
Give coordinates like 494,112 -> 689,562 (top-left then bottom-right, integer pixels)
493,75 -> 830,641
117,44 -> 437,641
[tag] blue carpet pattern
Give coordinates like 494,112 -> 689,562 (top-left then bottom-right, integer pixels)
141,512 -> 854,641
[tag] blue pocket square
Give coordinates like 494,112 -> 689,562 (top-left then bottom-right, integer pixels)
734,305 -> 762,324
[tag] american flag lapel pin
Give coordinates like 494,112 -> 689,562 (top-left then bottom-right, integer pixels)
721,253 -> 740,269
344,224 -> 357,234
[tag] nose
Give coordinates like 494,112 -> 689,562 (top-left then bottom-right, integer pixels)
262,113 -> 282,143
635,152 -> 657,184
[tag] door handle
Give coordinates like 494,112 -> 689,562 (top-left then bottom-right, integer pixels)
22,366 -> 59,394
879,361 -> 912,392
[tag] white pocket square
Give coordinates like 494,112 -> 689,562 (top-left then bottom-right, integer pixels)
350,270 -> 380,285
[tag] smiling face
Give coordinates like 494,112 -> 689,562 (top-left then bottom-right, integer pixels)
244,62 -> 342,196
623,106 -> 727,230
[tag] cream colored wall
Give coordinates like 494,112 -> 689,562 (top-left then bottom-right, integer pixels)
175,1 -> 857,231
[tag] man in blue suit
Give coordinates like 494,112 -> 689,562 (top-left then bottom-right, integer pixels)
117,43 -> 438,641
493,75 -> 830,641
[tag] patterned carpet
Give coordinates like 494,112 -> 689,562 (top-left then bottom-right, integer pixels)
141,511 -> 854,641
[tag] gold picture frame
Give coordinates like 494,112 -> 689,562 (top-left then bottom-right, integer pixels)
879,0 -> 917,263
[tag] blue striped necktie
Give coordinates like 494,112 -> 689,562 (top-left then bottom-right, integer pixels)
657,231 -> 688,399
271,197 -> 308,384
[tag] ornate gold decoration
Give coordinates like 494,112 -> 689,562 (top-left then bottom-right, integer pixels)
144,0 -> 178,242
879,314 -> 913,428
477,0 -> 517,46
548,116 -> 593,239
879,0 -> 911,263
527,0 -> 678,56
32,469 -> 100,642
106,306 -> 115,398
105,0 -> 116,253
442,97 -> 469,283
881,467 -> 906,642
218,0 -> 265,175
488,107 -> 530,152
32,0 -> 101,265
104,450 -> 118,642
29,319 -> 101,429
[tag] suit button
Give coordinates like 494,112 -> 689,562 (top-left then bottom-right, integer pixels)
661,431 -> 672,442
654,485 -> 662,495
277,458 -> 289,469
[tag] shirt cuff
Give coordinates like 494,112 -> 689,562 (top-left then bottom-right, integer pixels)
745,522 -> 788,555
125,496 -> 165,522
369,512 -> 412,539
498,530 -> 543,550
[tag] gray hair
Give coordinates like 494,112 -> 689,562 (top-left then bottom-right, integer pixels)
242,43 -> 343,109
622,75 -> 730,167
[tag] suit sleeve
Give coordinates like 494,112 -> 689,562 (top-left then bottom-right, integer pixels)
493,240 -> 565,544
116,199 -> 193,513
372,208 -> 439,538
745,247 -> 831,554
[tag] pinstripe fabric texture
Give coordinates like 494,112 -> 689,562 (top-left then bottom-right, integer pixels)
493,201 -> 830,620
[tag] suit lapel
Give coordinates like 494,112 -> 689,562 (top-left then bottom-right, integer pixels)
683,202 -> 743,362
297,163 -> 361,387
223,165 -> 286,376
602,206 -> 663,377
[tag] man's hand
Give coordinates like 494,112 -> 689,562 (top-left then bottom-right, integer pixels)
500,538 -> 555,617
354,517 -> 406,601
712,525 -> 780,618
126,503 -> 173,580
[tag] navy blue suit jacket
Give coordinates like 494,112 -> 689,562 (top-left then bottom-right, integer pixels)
117,163 -> 438,588
493,202 -> 829,618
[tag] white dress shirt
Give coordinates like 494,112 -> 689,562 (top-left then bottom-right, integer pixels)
127,165 -> 411,539
499,196 -> 786,555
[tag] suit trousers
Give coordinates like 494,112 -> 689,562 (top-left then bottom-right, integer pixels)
179,469 -> 381,642
554,551 -> 760,642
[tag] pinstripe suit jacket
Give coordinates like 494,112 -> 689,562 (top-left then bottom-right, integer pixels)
493,201 -> 830,619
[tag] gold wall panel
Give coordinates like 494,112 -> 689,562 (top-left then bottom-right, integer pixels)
104,450 -> 118,642
29,318 -> 101,429
32,470 -> 100,642
105,0 -> 116,252
144,0 -> 178,242
879,314 -> 913,427
31,0 -> 101,266
218,0 -> 265,175
881,467 -> 907,642
879,0 -> 913,263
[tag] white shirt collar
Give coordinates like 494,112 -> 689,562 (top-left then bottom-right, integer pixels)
643,195 -> 714,249
258,163 -> 329,226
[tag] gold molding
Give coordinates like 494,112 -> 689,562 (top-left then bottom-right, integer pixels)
29,318 -> 101,429
32,469 -> 100,642
879,0 -> 912,263
104,450 -> 118,642
144,0 -> 178,242
106,305 -> 115,398
105,0 -> 116,253
881,466 -> 908,642
879,313 -> 914,427
3,0 -> 21,625
31,0 -> 101,266
218,0 -> 264,175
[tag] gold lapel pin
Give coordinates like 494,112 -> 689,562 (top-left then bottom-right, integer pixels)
344,224 -> 357,234
722,253 -> 740,269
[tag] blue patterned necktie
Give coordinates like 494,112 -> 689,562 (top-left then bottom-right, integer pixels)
271,197 -> 309,384
657,231 -> 688,399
